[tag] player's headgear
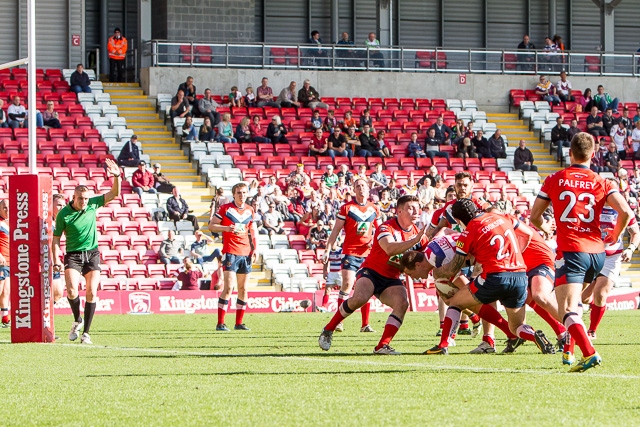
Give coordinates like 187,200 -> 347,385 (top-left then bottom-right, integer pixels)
451,198 -> 478,226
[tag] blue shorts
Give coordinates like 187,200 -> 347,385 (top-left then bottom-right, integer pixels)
53,271 -> 61,280
526,264 -> 555,287
556,251 -> 605,286
0,266 -> 9,281
342,255 -> 365,272
222,253 -> 252,274
356,267 -> 404,299
469,272 -> 528,309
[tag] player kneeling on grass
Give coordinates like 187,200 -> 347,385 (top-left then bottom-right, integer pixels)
401,233 -> 543,354
318,195 -> 429,355
419,199 -> 555,355
52,159 -> 122,345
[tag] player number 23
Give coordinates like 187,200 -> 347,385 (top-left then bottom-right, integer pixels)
558,191 -> 595,223
490,229 -> 518,261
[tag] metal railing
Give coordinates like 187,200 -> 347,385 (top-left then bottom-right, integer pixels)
144,40 -> 640,77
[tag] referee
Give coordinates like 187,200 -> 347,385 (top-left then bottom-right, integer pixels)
52,159 -> 121,344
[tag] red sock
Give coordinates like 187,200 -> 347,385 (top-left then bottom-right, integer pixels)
478,304 -> 517,339
563,334 -> 575,354
589,304 -> 606,332
336,291 -> 349,312
528,301 -> 566,336
515,324 -> 536,342
469,313 -> 480,324
321,293 -> 329,307
217,298 -> 228,325
565,313 -> 596,357
375,314 -> 402,350
325,300 -> 352,331
361,301 -> 371,328
459,320 -> 469,330
482,335 -> 495,347
235,299 -> 247,325
439,321 -> 444,329
439,307 -> 461,348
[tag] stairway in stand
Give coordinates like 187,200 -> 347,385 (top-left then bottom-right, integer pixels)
487,112 -> 558,178
103,82 -> 213,233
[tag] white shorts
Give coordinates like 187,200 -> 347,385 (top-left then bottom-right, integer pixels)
326,272 -> 342,287
598,254 -> 622,282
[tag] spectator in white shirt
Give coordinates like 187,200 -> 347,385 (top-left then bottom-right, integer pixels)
556,71 -> 574,102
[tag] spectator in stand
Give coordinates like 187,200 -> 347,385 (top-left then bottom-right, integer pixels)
336,164 -> 353,186
181,115 -> 198,141
542,37 -> 560,72
263,175 -> 279,196
590,139 -> 608,173
307,219 -> 329,250
344,125 -> 361,153
198,116 -> 215,142
170,89 -> 190,122
594,84 -> 619,113
610,119 -> 629,160
256,77 -> 279,108
631,120 -> 640,154
556,71 -> 574,102
433,177 -> 448,203
386,177 -> 401,200
494,189 -> 514,215
229,86 -> 244,108
407,132 -> 427,158
166,187 -> 199,230
536,75 -> 560,105
310,109 -> 323,131
587,106 -> 608,137
336,32 -> 360,67
198,88 -> 221,126
365,32 -> 384,68
298,80 -> 329,110
287,163 -> 309,188
173,257 -> 206,291
308,30 -> 329,66
355,164 -> 369,181
328,127 -> 351,158
132,160 -> 157,198
425,127 -> 449,160
178,76 -> 197,108
580,88 -> 595,112
429,116 -> 452,144
263,203 -> 285,236
417,165 -> 441,187
309,128 -> 330,158
235,116 -> 253,143
189,232 -> 222,265
473,129 -> 492,159
277,81 -> 301,108
456,137 -> 478,159
323,109 -> 339,132
602,108 -> 616,134
244,86 -> 256,107
374,130 -> 391,157
343,110 -> 357,131
417,179 -> 435,208
158,230 -> 184,264
551,117 -> 570,161
359,108 -> 374,131
249,115 -> 271,143
42,101 -> 61,128
70,64 -> 92,93
267,116 -> 289,143
357,124 -> 381,157
513,139 -> 538,171
604,141 -> 621,173
488,129 -> 507,159
369,162 -> 389,194
318,202 -> 336,224
517,34 -> 536,72
451,118 -> 467,145
117,135 -> 141,167
620,108 -> 633,136
216,113 -> 237,143
0,100 -> 6,128
567,118 -> 581,141
7,95 -> 42,129
152,163 -> 175,194
401,175 -> 418,196
107,28 -> 127,83
464,121 -> 476,140
322,165 -> 339,188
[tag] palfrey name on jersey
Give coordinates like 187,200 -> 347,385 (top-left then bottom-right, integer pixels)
558,178 -> 595,189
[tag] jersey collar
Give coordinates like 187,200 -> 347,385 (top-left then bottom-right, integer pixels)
569,164 -> 590,169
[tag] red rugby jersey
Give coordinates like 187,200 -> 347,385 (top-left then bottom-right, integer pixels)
215,202 -> 255,256
337,201 -> 380,257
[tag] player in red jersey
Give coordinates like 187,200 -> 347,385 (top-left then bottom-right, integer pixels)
322,178 -> 380,332
209,182 -> 258,332
424,199 -> 555,355
531,132 -> 633,372
0,200 -> 9,327
318,195 -> 429,355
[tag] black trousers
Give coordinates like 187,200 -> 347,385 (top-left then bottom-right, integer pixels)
109,58 -> 125,82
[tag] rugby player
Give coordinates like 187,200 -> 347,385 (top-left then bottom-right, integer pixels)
318,238 -> 343,312
52,158 -> 121,344
423,199 -> 555,355
582,190 -> 640,339
318,195 -> 428,355
322,178 -> 379,332
531,132 -> 633,372
209,182 -> 258,331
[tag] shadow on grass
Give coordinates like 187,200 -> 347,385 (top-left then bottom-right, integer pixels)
86,369 -> 416,378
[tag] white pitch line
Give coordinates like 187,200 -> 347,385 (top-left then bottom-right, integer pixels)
33,342 -> 640,380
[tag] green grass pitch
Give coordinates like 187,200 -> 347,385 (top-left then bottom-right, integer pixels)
1,310 -> 639,426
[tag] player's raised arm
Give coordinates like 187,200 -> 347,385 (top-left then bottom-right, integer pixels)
322,218 -> 345,263
378,225 -> 426,257
605,191 -> 633,244
103,158 -> 122,204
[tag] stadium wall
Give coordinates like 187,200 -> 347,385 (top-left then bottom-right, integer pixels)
141,67 -> 640,108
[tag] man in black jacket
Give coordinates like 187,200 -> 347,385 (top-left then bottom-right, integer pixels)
428,116 -> 452,144
514,139 -> 538,171
166,187 -> 199,230
488,129 -> 507,159
117,135 -> 141,167
473,130 -> 492,159
70,64 -> 92,94
551,117 -> 569,161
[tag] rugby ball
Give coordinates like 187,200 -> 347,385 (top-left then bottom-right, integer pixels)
434,278 -> 458,298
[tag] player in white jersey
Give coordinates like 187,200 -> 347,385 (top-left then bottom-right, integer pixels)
318,239 -> 343,312
582,201 -> 640,339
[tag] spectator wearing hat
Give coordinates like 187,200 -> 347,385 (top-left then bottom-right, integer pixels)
152,163 -> 175,193
107,27 -> 127,83
117,135 -> 140,167
132,161 -> 157,198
